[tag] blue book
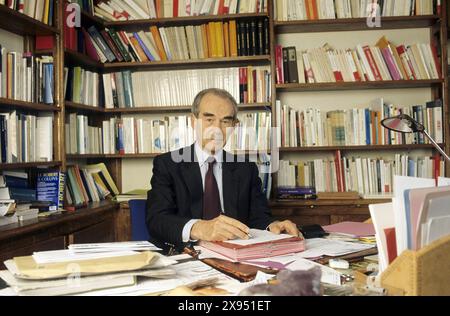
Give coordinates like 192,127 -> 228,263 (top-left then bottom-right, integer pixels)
9,188 -> 37,202
44,63 -> 54,104
4,175 -> 29,189
365,109 -> 371,145
37,171 -> 65,211
133,32 -> 156,61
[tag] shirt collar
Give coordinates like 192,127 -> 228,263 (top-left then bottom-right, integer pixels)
195,142 -> 223,167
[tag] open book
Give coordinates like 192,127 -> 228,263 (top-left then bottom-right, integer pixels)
199,229 -> 305,261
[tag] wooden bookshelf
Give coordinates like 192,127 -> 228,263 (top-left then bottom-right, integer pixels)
65,101 -> 105,113
64,49 -> 103,70
64,102 -> 272,114
279,144 -> 445,153
274,15 -> 441,34
0,98 -> 60,112
276,80 -> 445,92
67,154 -> 160,159
0,5 -> 59,36
0,161 -> 62,171
103,12 -> 270,28
102,55 -> 272,70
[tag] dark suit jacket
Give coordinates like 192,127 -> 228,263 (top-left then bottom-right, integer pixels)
146,144 -> 273,250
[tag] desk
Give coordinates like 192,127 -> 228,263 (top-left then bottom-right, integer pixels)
0,201 -> 126,269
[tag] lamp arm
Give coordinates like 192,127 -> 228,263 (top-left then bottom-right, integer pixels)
421,130 -> 450,163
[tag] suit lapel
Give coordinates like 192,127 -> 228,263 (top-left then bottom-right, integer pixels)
180,145 -> 203,219
222,151 -> 239,220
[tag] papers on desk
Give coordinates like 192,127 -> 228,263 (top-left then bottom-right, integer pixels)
200,229 -> 305,261
368,176 -> 450,274
298,238 -> 375,259
323,222 -> 375,238
32,250 -> 139,265
68,241 -> 161,253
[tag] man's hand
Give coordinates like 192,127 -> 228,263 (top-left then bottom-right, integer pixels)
191,215 -> 250,241
268,220 -> 303,238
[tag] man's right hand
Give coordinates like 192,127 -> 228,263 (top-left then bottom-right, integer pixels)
190,215 -> 250,241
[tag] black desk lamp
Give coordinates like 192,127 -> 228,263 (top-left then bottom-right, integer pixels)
381,114 -> 450,163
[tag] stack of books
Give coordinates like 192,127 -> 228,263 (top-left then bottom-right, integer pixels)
101,66 -> 271,109
276,98 -> 444,148
275,0 -> 438,21
1,0 -> 55,25
278,154 -> 445,195
0,111 -> 53,164
0,48 -> 54,104
276,186 -> 317,200
64,66 -> 102,108
93,0 -> 268,21
65,163 -> 120,209
276,36 -> 441,84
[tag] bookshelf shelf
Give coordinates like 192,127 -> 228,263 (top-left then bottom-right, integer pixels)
64,49 -> 103,70
102,55 -> 272,70
0,98 -> 60,112
269,199 -> 390,207
103,12 -> 270,28
274,15 -> 441,34
67,154 -> 160,159
64,103 -> 272,114
279,144 -> 444,153
65,101 -> 105,113
0,161 -> 62,171
276,80 -> 444,92
0,5 -> 59,36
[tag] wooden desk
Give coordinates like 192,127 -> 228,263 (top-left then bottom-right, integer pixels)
0,201 -> 129,269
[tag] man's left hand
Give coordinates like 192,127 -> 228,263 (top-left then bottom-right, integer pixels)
268,220 -> 303,239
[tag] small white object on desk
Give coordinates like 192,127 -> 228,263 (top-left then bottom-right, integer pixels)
329,259 -> 350,270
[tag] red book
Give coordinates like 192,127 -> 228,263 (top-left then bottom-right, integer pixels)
173,0 -> 179,17
252,69 -> 257,103
434,155 -> 441,185
36,36 -> 54,50
223,0 -> 230,14
82,29 -> 100,61
363,46 -> 383,81
218,0 -> 225,15
396,45 -> 417,80
384,228 -> 398,264
155,0 -> 163,18
334,150 -> 342,192
100,30 -> 124,62
275,45 -> 284,84
430,43 -> 442,79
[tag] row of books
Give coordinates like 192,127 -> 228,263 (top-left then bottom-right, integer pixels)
278,153 -> 445,195
276,36 -> 441,84
67,19 -> 269,65
275,98 -> 444,148
0,111 -> 53,164
102,67 -> 271,108
0,48 -> 54,104
274,0 -> 439,21
65,163 -> 119,208
93,0 -> 267,21
65,111 -> 272,155
64,66 -> 102,107
0,0 -> 55,25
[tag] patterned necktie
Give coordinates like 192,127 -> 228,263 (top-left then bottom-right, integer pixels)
203,157 -> 221,220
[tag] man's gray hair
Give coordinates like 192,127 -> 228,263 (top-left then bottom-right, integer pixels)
192,88 -> 238,119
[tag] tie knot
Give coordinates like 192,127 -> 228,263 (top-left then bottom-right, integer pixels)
207,157 -> 216,166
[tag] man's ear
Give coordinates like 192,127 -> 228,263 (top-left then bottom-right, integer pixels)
190,114 -> 196,128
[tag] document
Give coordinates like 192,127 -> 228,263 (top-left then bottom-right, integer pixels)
32,250 -> 139,264
393,176 -> 434,254
369,202 -> 395,273
68,241 -> 161,252
297,238 -> 374,259
223,229 -> 294,246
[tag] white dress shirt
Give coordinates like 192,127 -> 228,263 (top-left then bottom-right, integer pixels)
181,142 -> 224,242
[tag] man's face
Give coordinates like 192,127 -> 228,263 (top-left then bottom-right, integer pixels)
192,94 -> 237,154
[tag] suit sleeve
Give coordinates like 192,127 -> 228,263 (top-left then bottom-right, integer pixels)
146,156 -> 191,246
247,162 -> 273,229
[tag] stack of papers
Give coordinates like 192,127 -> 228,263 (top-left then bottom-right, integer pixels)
323,222 -> 375,238
0,246 -> 178,296
68,241 -> 161,253
199,229 -> 305,261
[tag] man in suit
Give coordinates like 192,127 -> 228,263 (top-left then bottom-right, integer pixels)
147,88 -> 300,250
